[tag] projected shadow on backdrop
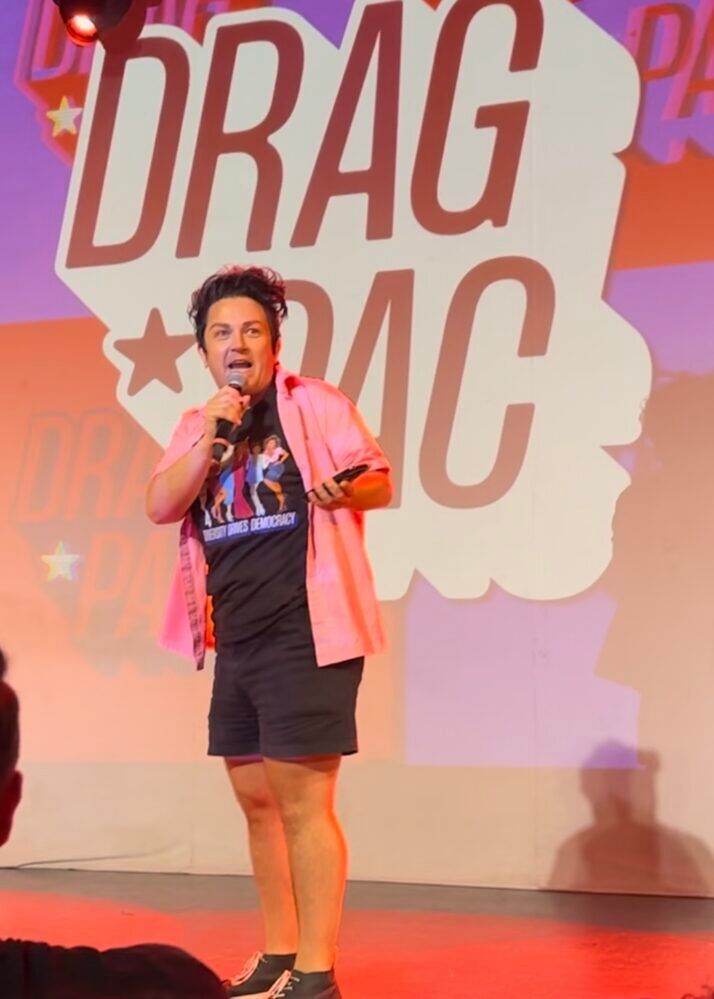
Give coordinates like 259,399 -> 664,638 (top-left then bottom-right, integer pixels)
550,372 -> 714,895
549,741 -> 714,895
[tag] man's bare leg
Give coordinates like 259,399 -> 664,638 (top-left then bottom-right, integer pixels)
225,758 -> 299,954
264,755 -> 346,972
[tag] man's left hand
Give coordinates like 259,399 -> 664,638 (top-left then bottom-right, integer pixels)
307,478 -> 355,511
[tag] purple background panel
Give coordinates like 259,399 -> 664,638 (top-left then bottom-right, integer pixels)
1,2 -> 88,324
405,580 -> 640,767
608,263 -> 714,374
580,0 -> 714,163
279,0 -> 356,45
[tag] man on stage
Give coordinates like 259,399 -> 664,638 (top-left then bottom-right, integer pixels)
146,266 -> 391,999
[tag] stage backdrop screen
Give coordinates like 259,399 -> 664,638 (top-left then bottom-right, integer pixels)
1,0 -> 714,895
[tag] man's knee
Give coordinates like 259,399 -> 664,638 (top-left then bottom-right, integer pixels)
238,788 -> 281,825
275,792 -> 337,837
226,760 -> 279,823
264,756 -> 341,831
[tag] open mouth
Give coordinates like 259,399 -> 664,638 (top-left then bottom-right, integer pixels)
226,359 -> 252,371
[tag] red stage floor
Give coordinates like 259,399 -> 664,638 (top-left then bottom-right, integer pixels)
1,870 -> 713,998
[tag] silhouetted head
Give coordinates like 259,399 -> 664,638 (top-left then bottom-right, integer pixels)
641,373 -> 714,470
0,647 -> 22,846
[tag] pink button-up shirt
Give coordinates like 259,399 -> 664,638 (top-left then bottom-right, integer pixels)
153,366 -> 390,668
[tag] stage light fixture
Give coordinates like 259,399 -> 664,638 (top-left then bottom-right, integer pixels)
65,12 -> 100,46
51,1 -> 159,50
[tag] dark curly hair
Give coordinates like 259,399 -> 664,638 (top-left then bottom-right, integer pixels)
188,265 -> 288,350
0,648 -> 19,785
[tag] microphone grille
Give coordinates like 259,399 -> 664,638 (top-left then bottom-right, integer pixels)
227,369 -> 246,391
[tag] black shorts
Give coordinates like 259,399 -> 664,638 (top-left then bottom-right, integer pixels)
208,603 -> 364,759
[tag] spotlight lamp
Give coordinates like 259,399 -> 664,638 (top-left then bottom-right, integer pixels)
51,0 -> 160,50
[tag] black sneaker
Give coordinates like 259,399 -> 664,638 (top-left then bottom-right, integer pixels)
268,969 -> 341,999
223,952 -> 296,998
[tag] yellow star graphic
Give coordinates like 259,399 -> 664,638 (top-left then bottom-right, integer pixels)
41,542 -> 82,582
46,96 -> 83,138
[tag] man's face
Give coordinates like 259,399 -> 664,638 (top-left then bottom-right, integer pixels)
200,295 -> 279,399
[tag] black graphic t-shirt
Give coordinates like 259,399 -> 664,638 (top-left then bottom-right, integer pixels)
191,381 -> 309,643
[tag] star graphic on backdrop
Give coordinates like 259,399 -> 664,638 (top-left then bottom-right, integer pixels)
114,308 -> 195,396
46,96 -> 83,138
41,542 -> 82,582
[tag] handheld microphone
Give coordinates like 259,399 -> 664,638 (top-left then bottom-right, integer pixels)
211,370 -> 249,465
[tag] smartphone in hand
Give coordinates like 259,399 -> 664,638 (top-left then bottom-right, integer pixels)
305,464 -> 369,500
333,463 -> 369,484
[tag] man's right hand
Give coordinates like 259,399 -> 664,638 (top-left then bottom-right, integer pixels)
146,386 -> 252,525
203,384 -> 251,441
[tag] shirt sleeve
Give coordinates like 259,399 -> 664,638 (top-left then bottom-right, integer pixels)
151,410 -> 204,478
318,385 -> 391,477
